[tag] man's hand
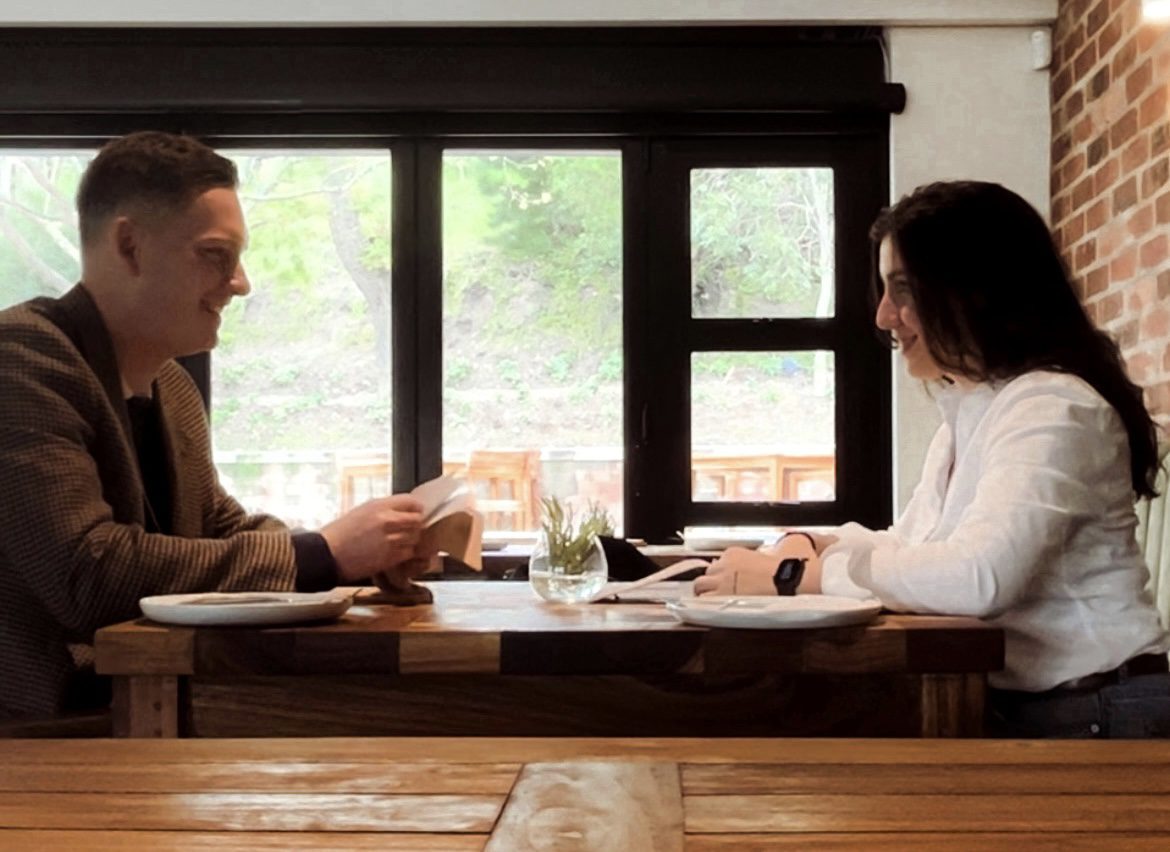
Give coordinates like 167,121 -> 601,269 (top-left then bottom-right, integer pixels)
373,557 -> 434,593
320,494 -> 425,584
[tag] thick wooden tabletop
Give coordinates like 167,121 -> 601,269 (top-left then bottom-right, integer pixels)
95,581 -> 1003,677
1,737 -> 1169,850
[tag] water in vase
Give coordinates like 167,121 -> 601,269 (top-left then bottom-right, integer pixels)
530,566 -> 608,603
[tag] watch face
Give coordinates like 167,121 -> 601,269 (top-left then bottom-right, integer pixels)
777,558 -> 804,582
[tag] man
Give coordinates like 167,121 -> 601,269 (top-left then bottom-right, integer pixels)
0,132 -> 427,720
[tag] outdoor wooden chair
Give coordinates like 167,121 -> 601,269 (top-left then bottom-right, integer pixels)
337,459 -> 392,512
779,454 -> 837,501
466,450 -> 541,531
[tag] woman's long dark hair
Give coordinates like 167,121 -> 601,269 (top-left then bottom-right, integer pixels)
870,180 -> 1160,498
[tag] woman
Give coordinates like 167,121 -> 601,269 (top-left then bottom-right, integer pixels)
696,180 -> 1170,738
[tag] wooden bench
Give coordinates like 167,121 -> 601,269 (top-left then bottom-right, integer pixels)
1,736 -> 1169,849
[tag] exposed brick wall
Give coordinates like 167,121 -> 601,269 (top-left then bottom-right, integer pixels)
1052,0 -> 1170,426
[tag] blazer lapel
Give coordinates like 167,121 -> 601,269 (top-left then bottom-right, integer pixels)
153,378 -> 199,537
39,285 -> 145,526
50,286 -> 136,449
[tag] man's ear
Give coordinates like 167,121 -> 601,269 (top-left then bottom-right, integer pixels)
113,217 -> 142,276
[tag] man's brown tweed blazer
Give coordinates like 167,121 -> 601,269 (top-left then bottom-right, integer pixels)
0,285 -> 296,718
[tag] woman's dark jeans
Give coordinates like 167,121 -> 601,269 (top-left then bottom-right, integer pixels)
988,673 -> 1170,738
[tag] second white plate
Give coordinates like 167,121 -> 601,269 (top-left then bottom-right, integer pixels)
682,537 -> 766,552
667,595 -> 881,629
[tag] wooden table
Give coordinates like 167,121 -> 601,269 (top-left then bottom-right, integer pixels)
95,581 -> 1002,739
2,736 -> 1168,850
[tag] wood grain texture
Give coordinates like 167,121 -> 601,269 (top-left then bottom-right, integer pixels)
0,792 -> 503,832
399,632 -> 500,674
111,676 -> 179,738
681,763 -> 1170,795
0,830 -> 486,851
2,739 -> 1170,848
683,794 -> 1170,833
0,711 -> 110,739
486,762 -> 684,852
4,737 -> 1168,766
0,761 -> 520,794
499,631 -> 704,674
684,834 -> 1170,851
96,582 -> 1002,677
919,673 -> 986,737
94,623 -> 195,675
186,673 -> 923,737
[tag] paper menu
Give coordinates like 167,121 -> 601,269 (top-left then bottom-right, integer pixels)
589,558 -> 710,602
409,475 -> 482,570
410,475 -> 473,524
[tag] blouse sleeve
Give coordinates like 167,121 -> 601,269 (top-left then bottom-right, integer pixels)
818,378 -> 1132,617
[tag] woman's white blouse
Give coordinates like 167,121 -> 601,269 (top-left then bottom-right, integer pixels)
820,370 -> 1170,691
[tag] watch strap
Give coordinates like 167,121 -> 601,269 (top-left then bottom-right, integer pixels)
772,556 -> 807,596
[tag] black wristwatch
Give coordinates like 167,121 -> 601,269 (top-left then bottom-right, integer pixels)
772,557 -> 807,596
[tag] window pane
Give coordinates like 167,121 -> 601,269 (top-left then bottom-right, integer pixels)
0,151 -> 89,309
211,151 -> 392,529
691,351 -> 835,502
690,167 -> 834,319
442,150 -> 623,535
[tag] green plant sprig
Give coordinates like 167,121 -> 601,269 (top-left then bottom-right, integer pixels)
540,496 -> 614,574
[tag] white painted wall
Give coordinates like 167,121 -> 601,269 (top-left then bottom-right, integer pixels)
0,0 -> 1057,27
886,27 -> 1053,511
0,1 -> 1058,517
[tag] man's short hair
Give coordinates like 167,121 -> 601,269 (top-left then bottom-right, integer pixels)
76,131 -> 238,245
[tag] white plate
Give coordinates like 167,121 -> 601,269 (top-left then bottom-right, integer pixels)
139,591 -> 353,627
666,595 -> 881,629
683,536 -> 766,551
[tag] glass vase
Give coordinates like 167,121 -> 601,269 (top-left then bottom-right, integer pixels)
528,531 -> 608,604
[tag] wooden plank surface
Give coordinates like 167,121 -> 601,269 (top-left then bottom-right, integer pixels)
0,792 -> 503,833
683,794 -> 1170,833
685,834 -> 1170,851
4,736 -> 1170,765
0,830 -> 486,851
0,761 -> 520,794
486,762 -> 684,852
95,581 -> 1003,677
681,762 -> 1170,794
2,738 -> 1170,848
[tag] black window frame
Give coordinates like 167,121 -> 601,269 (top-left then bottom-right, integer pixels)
0,26 -> 900,540
635,136 -> 892,538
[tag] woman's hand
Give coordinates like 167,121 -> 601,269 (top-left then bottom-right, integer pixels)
693,533 -> 823,596
693,547 -> 782,596
779,529 -> 838,555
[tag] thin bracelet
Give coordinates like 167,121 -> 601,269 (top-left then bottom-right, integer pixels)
782,531 -> 816,549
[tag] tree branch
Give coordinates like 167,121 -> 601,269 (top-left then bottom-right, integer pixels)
16,158 -> 74,220
0,198 -> 81,272
0,196 -> 62,224
0,211 -> 72,295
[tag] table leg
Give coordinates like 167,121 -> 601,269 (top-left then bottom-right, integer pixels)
919,673 -> 986,737
112,675 -> 181,738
